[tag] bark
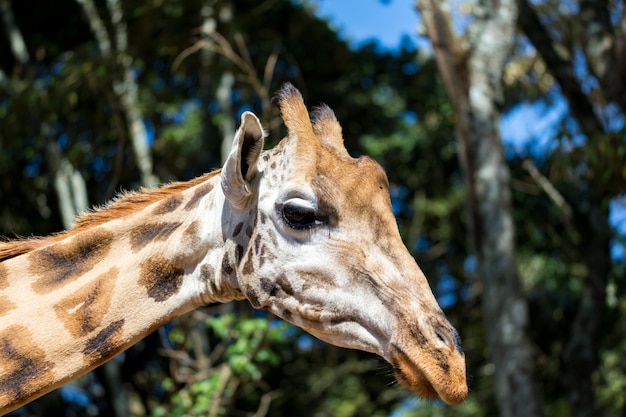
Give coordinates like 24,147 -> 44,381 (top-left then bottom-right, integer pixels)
0,0 -> 19,90
114,64 -> 158,187
99,356 -> 129,417
417,1 -> 544,416
579,0 -> 613,82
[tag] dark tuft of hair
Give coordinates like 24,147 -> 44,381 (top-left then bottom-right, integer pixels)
272,82 -> 301,105
309,104 -> 336,124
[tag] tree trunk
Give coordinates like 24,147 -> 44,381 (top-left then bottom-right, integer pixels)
416,1 -> 544,416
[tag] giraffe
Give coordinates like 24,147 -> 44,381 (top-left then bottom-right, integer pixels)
0,83 -> 467,415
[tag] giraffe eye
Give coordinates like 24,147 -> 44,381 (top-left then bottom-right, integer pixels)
281,199 -> 321,230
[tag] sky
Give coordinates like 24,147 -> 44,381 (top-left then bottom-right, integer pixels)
313,0 -> 421,50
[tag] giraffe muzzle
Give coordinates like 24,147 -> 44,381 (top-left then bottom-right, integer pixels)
389,340 -> 468,405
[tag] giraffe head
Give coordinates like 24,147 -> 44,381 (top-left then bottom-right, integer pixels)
220,83 -> 467,404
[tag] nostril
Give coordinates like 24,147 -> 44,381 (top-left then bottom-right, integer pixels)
435,330 -> 447,345
434,327 -> 464,354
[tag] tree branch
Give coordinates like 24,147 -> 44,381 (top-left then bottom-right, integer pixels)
75,0 -> 111,55
106,0 -> 127,53
517,0 -> 605,138
415,0 -> 478,251
251,390 -> 282,417
208,365 -> 232,417
415,0 -> 468,109
522,159 -> 572,222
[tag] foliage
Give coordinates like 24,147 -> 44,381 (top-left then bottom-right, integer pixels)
150,314 -> 289,417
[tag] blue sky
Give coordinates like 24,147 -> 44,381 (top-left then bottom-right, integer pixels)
313,0 -> 420,50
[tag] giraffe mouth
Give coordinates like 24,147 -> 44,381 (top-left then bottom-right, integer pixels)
389,344 -> 467,405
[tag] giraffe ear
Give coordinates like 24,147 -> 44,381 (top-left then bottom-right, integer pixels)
221,111 -> 265,210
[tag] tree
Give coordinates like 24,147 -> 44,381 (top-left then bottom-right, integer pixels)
415,0 -> 626,416
415,1 -> 544,417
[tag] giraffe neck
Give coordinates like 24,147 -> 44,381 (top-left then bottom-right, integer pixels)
0,170 -> 248,414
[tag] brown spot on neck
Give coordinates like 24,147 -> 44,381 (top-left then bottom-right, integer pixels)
0,326 -> 55,409
184,181 -> 215,211
0,296 -> 16,317
82,319 -> 125,362
153,194 -> 183,215
30,229 -> 114,294
183,221 -> 201,248
129,222 -> 183,252
54,267 -> 119,337
139,258 -> 184,302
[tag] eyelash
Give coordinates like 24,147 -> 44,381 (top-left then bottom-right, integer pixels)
281,204 -> 320,230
